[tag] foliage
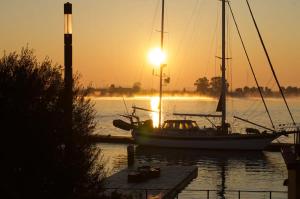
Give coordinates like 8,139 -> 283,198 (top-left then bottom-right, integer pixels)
0,47 -> 104,199
194,77 -> 209,95
231,86 -> 300,97
194,76 -> 300,98
132,82 -> 141,93
194,76 -> 229,96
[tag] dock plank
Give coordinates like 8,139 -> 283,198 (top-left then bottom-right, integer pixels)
103,165 -> 198,199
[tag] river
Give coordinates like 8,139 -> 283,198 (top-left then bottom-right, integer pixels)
93,96 -> 300,198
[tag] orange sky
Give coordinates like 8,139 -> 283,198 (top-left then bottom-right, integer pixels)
0,0 -> 299,90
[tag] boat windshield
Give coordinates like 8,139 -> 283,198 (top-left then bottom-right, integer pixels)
163,120 -> 199,130
191,121 -> 199,128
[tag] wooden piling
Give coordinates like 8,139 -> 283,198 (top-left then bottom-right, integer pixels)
127,145 -> 135,167
281,146 -> 300,199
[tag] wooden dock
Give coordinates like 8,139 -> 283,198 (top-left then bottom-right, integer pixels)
102,165 -> 198,199
89,135 -> 293,151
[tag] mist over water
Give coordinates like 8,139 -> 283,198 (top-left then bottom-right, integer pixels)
94,97 -> 297,198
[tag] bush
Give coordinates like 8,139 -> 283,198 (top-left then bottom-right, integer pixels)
0,47 -> 104,199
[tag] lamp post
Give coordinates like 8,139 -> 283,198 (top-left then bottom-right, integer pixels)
64,2 -> 72,134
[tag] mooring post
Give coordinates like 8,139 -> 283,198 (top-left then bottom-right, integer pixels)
282,146 -> 300,199
127,144 -> 135,167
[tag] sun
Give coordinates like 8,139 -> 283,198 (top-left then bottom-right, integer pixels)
148,47 -> 166,67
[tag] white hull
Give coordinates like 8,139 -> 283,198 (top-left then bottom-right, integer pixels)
133,134 -> 278,150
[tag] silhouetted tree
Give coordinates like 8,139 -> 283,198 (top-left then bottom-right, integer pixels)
109,84 -> 116,91
234,87 -> 244,97
286,86 -> 298,96
243,86 -> 250,94
264,87 -> 272,96
0,48 -> 104,199
132,82 -> 141,93
194,76 -> 229,97
194,77 -> 209,95
209,76 -> 229,97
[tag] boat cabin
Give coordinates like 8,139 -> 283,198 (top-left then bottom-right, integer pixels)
162,120 -> 199,130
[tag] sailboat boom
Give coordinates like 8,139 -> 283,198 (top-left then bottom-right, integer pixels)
173,113 -> 222,118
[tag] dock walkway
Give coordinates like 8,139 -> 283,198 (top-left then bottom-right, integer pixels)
102,165 -> 198,199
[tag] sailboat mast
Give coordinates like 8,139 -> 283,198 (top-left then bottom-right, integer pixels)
221,0 -> 228,133
221,0 -> 227,134
159,0 -> 165,128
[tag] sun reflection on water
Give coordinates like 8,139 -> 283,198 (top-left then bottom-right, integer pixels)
150,96 -> 160,128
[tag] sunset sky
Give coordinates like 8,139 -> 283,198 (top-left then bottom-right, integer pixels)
0,0 -> 299,90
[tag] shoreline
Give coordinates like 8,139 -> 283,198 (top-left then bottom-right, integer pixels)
87,94 -> 300,100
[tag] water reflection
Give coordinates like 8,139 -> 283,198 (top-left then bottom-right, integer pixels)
99,143 -> 286,198
135,146 -> 284,199
135,146 -> 266,166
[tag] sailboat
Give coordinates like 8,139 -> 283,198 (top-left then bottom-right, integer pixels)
113,0 -> 299,150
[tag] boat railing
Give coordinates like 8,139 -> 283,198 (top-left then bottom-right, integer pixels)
179,189 -> 286,199
102,188 -> 287,199
277,123 -> 300,132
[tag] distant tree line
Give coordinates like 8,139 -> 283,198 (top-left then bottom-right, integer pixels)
231,86 -> 300,97
194,76 -> 300,97
87,82 -> 141,96
87,76 -> 300,98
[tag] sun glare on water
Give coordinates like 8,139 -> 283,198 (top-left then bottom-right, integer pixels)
150,96 -> 160,128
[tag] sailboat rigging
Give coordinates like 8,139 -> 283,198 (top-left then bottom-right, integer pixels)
113,0 -> 299,150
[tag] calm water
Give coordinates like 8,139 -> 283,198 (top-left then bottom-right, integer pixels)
93,97 -> 300,198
